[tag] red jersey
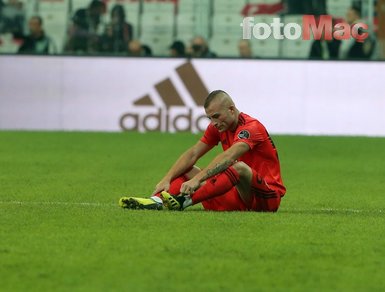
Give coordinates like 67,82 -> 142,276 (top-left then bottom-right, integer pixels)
200,112 -> 286,196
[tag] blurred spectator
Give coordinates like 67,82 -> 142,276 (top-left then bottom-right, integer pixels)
99,4 -> 133,54
190,36 -> 217,58
339,5 -> 376,60
98,23 -> 115,53
142,44 -> 152,56
309,18 -> 341,60
127,39 -> 142,56
238,40 -> 253,58
127,39 -> 152,57
65,0 -> 106,54
309,38 -> 341,60
0,0 -> 25,36
18,16 -> 57,54
0,0 -> 4,32
169,40 -> 185,57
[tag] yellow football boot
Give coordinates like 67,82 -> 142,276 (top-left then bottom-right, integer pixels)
119,197 -> 163,210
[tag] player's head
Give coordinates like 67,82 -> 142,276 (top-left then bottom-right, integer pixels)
204,90 -> 238,132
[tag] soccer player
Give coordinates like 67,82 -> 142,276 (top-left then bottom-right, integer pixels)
119,90 -> 286,211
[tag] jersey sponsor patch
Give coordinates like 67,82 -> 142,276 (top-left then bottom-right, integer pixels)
237,130 -> 250,139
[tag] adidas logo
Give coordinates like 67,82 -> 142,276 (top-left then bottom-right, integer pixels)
119,62 -> 210,133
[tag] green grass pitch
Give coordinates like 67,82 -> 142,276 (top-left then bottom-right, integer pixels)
1,131 -> 384,291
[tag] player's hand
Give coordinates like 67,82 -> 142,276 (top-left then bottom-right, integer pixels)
180,178 -> 200,195
152,179 -> 170,195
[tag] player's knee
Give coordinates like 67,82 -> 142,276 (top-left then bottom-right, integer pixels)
232,161 -> 251,177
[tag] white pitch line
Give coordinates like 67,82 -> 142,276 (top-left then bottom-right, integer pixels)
0,201 -> 383,213
0,201 -> 116,207
281,208 -> 384,214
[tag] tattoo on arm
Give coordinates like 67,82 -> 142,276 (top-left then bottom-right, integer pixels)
201,159 -> 234,181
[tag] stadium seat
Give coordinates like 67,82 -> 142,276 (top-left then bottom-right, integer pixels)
246,14 -> 280,58
140,31 -> 173,56
140,2 -> 175,55
141,11 -> 174,28
176,0 -> 211,40
142,0 -> 175,14
327,0 -> 351,19
250,38 -> 280,58
176,12 -> 210,41
176,11 -> 196,27
177,0 -> 194,13
38,0 -> 69,14
280,38 -> 312,59
209,36 -> 240,57
212,0 -> 247,15
38,0 -> 69,53
178,0 -> 210,14
39,12 -> 68,52
19,0 -> 38,22
0,33 -> 21,53
70,0 -> 90,14
175,27 -> 195,46
280,15 -> 312,59
211,13 -> 245,38
139,1 -> 176,55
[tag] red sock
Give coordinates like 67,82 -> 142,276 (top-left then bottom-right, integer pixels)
192,166 -> 240,204
153,175 -> 188,197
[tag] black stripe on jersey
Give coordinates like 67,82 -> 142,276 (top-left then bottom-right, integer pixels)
251,188 -> 277,199
251,186 -> 275,194
238,114 -> 246,126
254,193 -> 278,199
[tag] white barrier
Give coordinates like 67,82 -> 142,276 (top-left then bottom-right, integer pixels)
0,55 -> 384,136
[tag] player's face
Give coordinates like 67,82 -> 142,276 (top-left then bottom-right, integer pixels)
205,100 -> 236,132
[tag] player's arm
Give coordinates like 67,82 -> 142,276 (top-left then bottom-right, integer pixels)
180,142 -> 250,194
152,141 -> 213,195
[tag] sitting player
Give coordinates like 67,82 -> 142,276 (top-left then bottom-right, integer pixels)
119,90 -> 286,211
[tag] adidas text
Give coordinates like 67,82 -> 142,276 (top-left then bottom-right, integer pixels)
119,108 -> 207,133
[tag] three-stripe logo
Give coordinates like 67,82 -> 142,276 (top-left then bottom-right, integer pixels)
119,62 -> 210,133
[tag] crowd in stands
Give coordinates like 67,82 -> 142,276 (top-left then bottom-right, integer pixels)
0,0 -> 380,60
309,5 -> 377,60
0,0 -> 24,38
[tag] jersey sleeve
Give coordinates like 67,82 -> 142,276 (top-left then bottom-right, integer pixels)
233,122 -> 265,150
200,123 -> 220,146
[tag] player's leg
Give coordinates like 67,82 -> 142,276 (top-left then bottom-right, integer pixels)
201,187 -> 248,211
119,166 -> 201,209
161,162 -> 253,210
249,169 -> 282,212
231,162 -> 254,206
201,164 -> 281,212
207,163 -> 281,212
162,162 -> 282,212
152,165 -> 201,197
191,162 -> 253,205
